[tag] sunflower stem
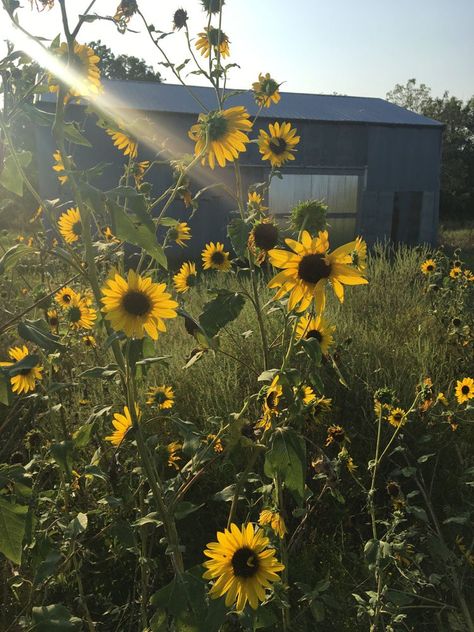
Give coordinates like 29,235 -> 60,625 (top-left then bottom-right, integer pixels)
226,447 -> 259,529
275,475 -> 291,630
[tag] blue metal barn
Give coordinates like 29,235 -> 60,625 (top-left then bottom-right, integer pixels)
37,80 -> 443,252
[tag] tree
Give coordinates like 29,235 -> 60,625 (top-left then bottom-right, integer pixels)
88,40 -> 162,82
387,80 -> 474,223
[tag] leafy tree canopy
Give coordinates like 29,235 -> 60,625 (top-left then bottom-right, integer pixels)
88,40 -> 162,82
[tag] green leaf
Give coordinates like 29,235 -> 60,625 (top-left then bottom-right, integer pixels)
227,218 -> 251,258
0,150 -> 32,196
63,122 -> 92,147
108,199 -> 167,269
50,441 -> 74,478
18,319 -> 66,352
79,365 -> 119,379
199,289 -> 245,338
32,604 -> 82,631
135,355 -> 171,366
264,427 -> 306,503
67,512 -> 88,538
300,337 -> 322,366
0,374 -> 9,406
6,354 -> 40,377
174,501 -> 204,520
34,549 -> 62,585
72,423 -> 94,449
0,497 -> 28,564
0,244 -> 32,275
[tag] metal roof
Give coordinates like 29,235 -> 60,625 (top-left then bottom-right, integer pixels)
40,80 -> 443,127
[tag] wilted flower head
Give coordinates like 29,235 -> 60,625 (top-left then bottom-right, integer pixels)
173,7 -> 188,30
201,0 -> 225,13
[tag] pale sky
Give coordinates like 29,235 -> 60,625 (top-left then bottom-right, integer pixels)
1,0 -> 473,101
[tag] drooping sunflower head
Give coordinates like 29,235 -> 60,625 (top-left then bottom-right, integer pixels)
188,107 -> 251,169
455,377 -> 474,404
203,522 -> 285,611
268,230 -> 368,313
258,121 -> 300,168
351,236 -> 367,271
290,199 -> 328,234
195,27 -> 230,58
52,150 -> 68,185
146,385 -> 175,410
388,407 -> 406,428
0,345 -> 43,395
201,242 -> 231,272
114,0 -> 138,22
258,509 -> 287,538
55,286 -> 78,308
421,258 -> 436,275
101,269 -> 178,340
173,8 -> 188,29
173,261 -> 197,293
256,375 -> 283,431
46,309 -> 59,333
325,424 -> 346,446
66,295 -> 97,330
296,313 -> 335,355
58,207 -> 82,244
105,404 -> 140,447
201,0 -> 225,13
252,73 -> 281,108
48,41 -> 101,100
106,128 -> 138,159
168,222 -> 191,247
167,441 -> 182,470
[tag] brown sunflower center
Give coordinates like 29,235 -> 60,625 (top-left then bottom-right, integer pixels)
392,413 -> 402,422
68,306 -> 82,323
72,221 -> 82,236
461,385 -> 470,395
208,27 -> 227,47
49,316 -> 59,326
426,264 -> 434,271
386,481 -> 400,497
207,112 -> 229,141
211,251 -> 225,265
122,290 -> 152,316
266,390 -> 278,410
62,293 -> 72,303
452,318 -> 461,327
186,273 -> 197,287
231,547 -> 259,578
253,223 -> 278,250
152,390 -> 168,405
298,254 -> 331,284
306,329 -> 322,342
269,137 -> 287,155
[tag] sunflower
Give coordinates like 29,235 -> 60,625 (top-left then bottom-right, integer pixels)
146,385 -> 175,410
207,433 -> 224,453
450,266 -> 462,279
311,395 -> 332,420
247,191 -> 268,213
105,404 -> 140,447
202,242 -> 231,271
258,509 -> 287,538
249,219 -> 279,254
0,346 -> 43,395
325,425 -> 346,446
257,375 -> 282,430
48,41 -> 101,100
66,295 -> 97,330
203,522 -> 285,611
201,0 -> 225,13
268,231 -> 368,313
351,237 -> 367,271
388,407 -> 406,428
167,441 -> 182,470
252,73 -> 281,108
195,27 -> 230,59
52,150 -> 68,185
106,129 -> 138,159
55,286 -> 78,308
464,269 -> 474,282
301,385 -> 317,405
58,207 -> 82,244
296,313 -> 335,355
258,122 -> 300,168
133,160 -> 150,185
47,308 -> 60,333
173,262 -> 197,293
103,226 -> 120,243
188,107 -> 251,169
168,222 -> 191,247
82,335 -> 97,348
173,8 -> 188,30
455,378 -> 474,404
421,259 -> 436,274
101,269 -> 178,340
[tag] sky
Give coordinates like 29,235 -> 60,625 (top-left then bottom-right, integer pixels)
1,0 -> 473,100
